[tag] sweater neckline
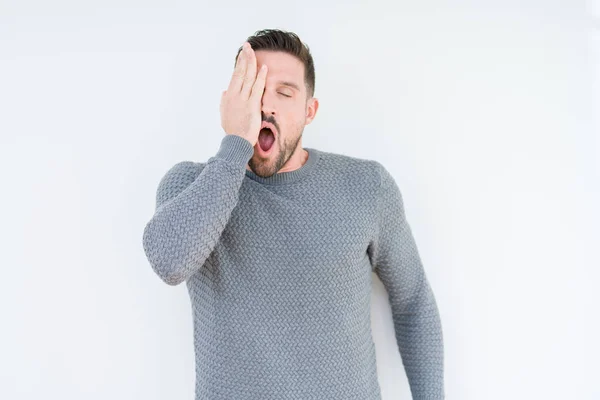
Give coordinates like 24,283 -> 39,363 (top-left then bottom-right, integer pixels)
244,147 -> 320,185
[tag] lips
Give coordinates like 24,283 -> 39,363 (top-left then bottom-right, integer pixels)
257,121 -> 276,155
261,121 -> 277,138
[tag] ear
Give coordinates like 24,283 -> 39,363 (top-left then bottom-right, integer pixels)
304,97 -> 319,126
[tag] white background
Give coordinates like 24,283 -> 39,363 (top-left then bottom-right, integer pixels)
1,1 -> 598,399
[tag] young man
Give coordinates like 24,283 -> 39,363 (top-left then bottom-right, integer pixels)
142,28 -> 445,400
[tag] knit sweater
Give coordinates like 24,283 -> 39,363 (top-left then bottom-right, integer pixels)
142,134 -> 445,399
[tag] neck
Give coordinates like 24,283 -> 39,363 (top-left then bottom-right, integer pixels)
278,147 -> 309,173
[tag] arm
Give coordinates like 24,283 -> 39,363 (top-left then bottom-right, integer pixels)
368,162 -> 445,399
142,134 -> 254,286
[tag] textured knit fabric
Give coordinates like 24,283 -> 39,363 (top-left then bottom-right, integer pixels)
142,134 -> 445,400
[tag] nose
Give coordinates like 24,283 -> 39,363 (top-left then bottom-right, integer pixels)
260,91 -> 277,117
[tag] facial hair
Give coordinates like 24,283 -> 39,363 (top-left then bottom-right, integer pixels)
248,130 -> 303,178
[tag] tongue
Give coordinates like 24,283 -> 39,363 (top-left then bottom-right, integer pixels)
258,129 -> 275,152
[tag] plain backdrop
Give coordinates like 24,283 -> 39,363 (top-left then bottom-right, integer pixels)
1,1 -> 598,399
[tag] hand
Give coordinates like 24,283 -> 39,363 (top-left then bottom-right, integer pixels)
220,41 -> 268,146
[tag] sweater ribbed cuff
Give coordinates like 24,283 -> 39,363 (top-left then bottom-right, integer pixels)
214,134 -> 255,167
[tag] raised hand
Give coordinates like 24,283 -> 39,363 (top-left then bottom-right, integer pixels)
220,41 -> 268,146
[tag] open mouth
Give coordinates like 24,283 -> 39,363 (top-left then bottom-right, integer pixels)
258,124 -> 276,153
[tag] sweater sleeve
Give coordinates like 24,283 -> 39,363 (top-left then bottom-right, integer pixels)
368,162 -> 445,399
142,134 -> 255,286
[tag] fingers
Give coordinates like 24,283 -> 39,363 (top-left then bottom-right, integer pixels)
227,42 -> 248,94
250,64 -> 268,104
220,90 -> 226,114
240,43 -> 257,98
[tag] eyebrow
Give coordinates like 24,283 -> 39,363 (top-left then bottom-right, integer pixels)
277,80 -> 301,91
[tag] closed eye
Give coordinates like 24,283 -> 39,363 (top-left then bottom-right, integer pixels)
278,92 -> 292,98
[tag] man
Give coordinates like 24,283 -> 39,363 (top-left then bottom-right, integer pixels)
142,28 -> 444,400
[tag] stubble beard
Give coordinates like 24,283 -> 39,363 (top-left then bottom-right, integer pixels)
248,131 -> 303,178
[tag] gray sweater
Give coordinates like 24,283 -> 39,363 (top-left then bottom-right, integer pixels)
142,134 -> 444,399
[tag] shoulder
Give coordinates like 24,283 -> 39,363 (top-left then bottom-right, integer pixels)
158,161 -> 203,187
155,161 -> 205,208
314,148 -> 381,189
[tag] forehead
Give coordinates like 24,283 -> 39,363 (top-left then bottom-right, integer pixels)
254,50 -> 304,89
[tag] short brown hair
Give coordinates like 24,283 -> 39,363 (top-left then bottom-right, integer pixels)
234,29 -> 316,100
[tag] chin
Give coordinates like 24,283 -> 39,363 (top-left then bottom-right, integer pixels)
249,156 -> 277,177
